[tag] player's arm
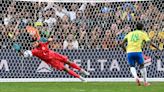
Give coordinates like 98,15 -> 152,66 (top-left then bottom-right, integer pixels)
12,43 -> 33,57
143,32 -> 161,51
47,38 -> 53,42
44,38 -> 53,45
144,41 -> 161,51
121,37 -> 128,52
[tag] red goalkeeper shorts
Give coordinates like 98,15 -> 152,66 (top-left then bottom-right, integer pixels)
48,59 -> 65,70
46,51 -> 69,70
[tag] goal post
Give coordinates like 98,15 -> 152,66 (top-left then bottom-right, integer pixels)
0,0 -> 163,82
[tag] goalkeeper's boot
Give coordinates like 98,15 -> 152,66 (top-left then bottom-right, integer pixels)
136,78 -> 141,86
80,69 -> 90,76
144,82 -> 151,86
79,76 -> 87,82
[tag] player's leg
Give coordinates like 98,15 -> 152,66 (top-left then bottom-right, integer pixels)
139,64 -> 150,86
65,60 -> 81,70
49,59 -> 86,82
138,53 -> 150,86
63,66 -> 86,82
51,51 -> 89,75
127,53 -> 141,86
65,60 -> 90,76
50,51 -> 80,70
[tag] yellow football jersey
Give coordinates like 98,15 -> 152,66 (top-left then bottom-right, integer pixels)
124,30 -> 150,53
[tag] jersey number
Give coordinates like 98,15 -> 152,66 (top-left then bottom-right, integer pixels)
131,33 -> 139,42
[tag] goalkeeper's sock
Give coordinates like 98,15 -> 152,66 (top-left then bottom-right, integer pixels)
80,69 -> 90,76
140,67 -> 147,83
130,67 -> 138,79
67,69 -> 80,78
69,62 -> 81,71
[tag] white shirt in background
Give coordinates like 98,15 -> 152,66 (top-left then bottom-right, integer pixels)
63,40 -> 79,49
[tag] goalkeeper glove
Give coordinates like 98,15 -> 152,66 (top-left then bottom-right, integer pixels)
12,43 -> 21,52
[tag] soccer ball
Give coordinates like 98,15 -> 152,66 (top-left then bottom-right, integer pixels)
23,50 -> 32,57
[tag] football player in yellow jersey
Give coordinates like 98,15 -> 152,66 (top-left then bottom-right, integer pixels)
121,23 -> 160,86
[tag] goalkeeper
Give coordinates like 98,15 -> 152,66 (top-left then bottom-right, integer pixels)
13,38 -> 89,82
121,23 -> 161,86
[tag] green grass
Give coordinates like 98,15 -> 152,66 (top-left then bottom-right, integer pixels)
0,82 -> 164,92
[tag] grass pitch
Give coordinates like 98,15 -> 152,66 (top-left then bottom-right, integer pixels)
0,82 -> 164,92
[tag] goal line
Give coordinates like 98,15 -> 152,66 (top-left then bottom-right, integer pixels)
1,78 -> 164,82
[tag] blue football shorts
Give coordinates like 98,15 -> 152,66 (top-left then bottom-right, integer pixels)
127,52 -> 144,67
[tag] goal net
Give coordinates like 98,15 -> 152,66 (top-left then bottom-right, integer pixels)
0,0 -> 163,82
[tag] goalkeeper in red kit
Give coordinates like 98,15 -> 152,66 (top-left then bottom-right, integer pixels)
14,38 -> 89,82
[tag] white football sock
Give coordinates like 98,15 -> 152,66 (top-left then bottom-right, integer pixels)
140,67 -> 147,83
130,67 -> 138,79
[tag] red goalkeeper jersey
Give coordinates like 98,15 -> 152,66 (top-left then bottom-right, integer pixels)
31,42 -> 68,66
31,42 -> 51,62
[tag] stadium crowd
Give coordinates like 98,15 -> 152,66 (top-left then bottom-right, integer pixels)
0,0 -> 163,50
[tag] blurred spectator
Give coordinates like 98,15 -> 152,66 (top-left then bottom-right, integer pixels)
134,2 -> 143,21
115,6 -> 123,24
122,7 -> 135,21
40,23 -> 51,38
116,24 -> 131,44
63,33 -> 79,49
79,3 -> 87,12
67,4 -> 77,21
52,4 -> 78,21
75,10 -> 85,26
109,23 -> 118,48
43,10 -> 57,30
101,3 -> 115,14
100,3 -> 115,19
51,39 -> 62,49
155,12 -> 163,22
102,30 -> 111,49
4,2 -> 16,26
0,25 -> 5,49
51,27 -> 63,49
148,24 -> 160,50
37,11 -> 44,22
78,23 -> 88,49
2,24 -> 16,49
70,22 -> 78,35
145,3 -> 159,21
157,26 -> 164,50
123,3 -> 135,12
62,15 -> 69,23
90,25 -> 102,49
4,14 -> 13,26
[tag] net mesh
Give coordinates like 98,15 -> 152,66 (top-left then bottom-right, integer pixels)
0,0 -> 164,79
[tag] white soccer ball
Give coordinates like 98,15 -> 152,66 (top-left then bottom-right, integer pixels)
23,50 -> 32,57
